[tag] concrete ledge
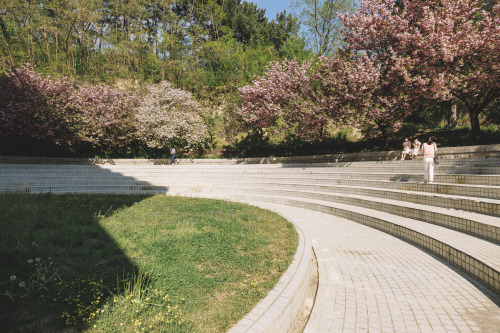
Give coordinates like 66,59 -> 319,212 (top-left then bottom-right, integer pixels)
227,212 -> 312,333
1,144 -> 500,165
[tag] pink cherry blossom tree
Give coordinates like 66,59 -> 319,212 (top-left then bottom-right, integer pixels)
0,65 -> 140,154
135,81 -> 209,149
69,84 -> 139,153
0,65 -> 78,145
340,0 -> 500,138
235,58 -> 337,142
315,53 -> 412,144
235,53 -> 411,144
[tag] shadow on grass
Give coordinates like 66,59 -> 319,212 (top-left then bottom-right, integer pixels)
0,193 -> 152,332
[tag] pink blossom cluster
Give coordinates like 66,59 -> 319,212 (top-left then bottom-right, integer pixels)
0,65 -> 139,151
1,66 -> 211,153
236,59 -> 330,142
69,84 -> 139,151
0,65 -> 77,145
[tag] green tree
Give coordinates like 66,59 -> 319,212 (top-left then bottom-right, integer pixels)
222,0 -> 269,45
291,0 -> 357,55
268,10 -> 302,56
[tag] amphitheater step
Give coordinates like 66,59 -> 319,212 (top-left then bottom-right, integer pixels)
177,185 -> 500,243
0,185 -> 167,194
241,182 -> 500,217
3,173 -> 500,197
279,188 -> 500,243
2,159 -> 500,172
5,171 -> 500,186
298,178 -> 500,200
227,193 -> 500,295
151,177 -> 500,205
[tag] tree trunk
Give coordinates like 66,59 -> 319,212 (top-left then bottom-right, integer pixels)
379,124 -> 388,147
469,109 -> 481,139
448,97 -> 457,128
455,88 -> 497,140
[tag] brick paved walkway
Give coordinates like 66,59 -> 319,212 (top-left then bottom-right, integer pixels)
252,202 -> 500,333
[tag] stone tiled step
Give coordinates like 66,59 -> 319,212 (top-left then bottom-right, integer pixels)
0,179 -> 153,186
3,166 -> 498,184
3,155 -> 500,165
174,185 -> 500,243
297,172 -> 500,185
23,165 -> 500,175
284,164 -> 500,174
387,173 -> 500,185
0,185 -> 167,194
135,178 -> 500,215
293,178 -> 500,200
3,173 -> 500,194
4,172 -> 499,186
9,170 -> 500,185
227,206 -> 312,333
273,189 -> 500,243
3,165 -> 500,184
240,182 -> 500,217
2,165 -> 500,186
163,180 -> 499,216
4,172 -> 500,206
1,158 -> 500,171
223,193 -> 500,295
132,177 -> 500,201
6,175 -> 498,207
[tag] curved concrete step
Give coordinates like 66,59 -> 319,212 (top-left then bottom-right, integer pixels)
171,185 -> 500,243
271,188 -> 500,243
132,176 -> 500,203
226,204 -> 312,333
224,193 -> 500,295
144,178 -> 500,219
3,173 -> 500,201
4,172 -> 500,186
0,185 -> 167,194
237,182 -> 500,217
2,158 -> 500,173
300,178 -> 500,200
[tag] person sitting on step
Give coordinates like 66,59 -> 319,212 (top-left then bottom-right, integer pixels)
411,138 -> 421,159
401,137 -> 412,160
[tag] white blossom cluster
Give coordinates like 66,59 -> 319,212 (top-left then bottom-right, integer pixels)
136,81 -> 208,148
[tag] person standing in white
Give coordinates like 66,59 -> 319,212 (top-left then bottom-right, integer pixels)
421,136 -> 437,183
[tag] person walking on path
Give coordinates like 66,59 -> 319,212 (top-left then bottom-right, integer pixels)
170,146 -> 176,165
401,137 -> 411,160
421,136 -> 437,183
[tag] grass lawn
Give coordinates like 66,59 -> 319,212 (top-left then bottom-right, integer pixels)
0,193 -> 298,332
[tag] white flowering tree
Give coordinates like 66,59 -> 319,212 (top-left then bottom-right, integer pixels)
136,81 -> 209,149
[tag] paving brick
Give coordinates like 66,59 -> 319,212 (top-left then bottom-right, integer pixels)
255,204 -> 500,333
